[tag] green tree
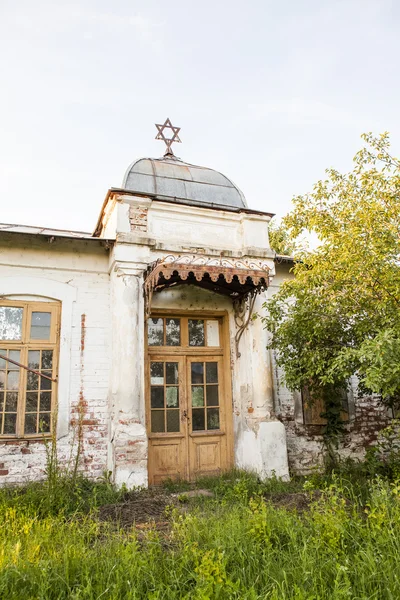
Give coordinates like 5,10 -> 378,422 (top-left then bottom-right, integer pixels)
263,133 -> 400,413
268,219 -> 297,256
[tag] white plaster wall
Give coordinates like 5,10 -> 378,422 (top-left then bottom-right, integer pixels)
0,235 -> 111,485
108,266 -> 148,489
104,195 -> 288,484
104,194 -> 274,258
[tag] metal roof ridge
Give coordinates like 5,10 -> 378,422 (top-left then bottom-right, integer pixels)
0,222 -> 93,236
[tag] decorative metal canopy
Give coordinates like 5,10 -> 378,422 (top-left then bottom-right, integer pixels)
155,118 -> 181,157
143,254 -> 271,355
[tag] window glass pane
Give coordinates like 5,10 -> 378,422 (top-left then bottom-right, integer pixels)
7,371 -> 19,390
148,318 -> 164,346
0,307 -> 23,341
206,362 -> 218,383
24,413 -> 37,435
5,392 -> 18,412
39,413 -> 51,433
151,387 -> 164,408
167,411 -> 180,432
166,387 -> 179,408
207,408 -> 220,430
40,375 -> 52,391
188,319 -> 205,346
28,350 -> 40,370
27,371 -> 39,391
151,411 -> 165,433
150,362 -> 164,385
0,350 -> 20,371
0,371 -> 4,390
166,319 -> 180,346
8,350 -> 20,368
30,312 -> 51,340
40,392 -> 51,412
166,362 -> 178,384
26,392 -> 38,412
192,386 -> 204,407
191,362 -> 204,384
206,385 -> 219,406
192,409 -> 205,431
0,393 -> 4,412
41,350 -> 53,370
4,413 -> 17,435
206,320 -> 220,347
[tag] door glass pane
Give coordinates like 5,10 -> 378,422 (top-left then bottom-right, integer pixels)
192,386 -> 204,407
206,320 -> 220,347
166,387 -> 179,408
151,387 -> 164,408
150,362 -> 164,385
166,362 -> 178,384
0,350 -> 6,369
188,320 -> 205,346
148,318 -> 164,346
206,385 -> 219,406
207,408 -> 220,430
206,362 -> 218,383
166,319 -> 180,346
151,411 -> 165,433
167,410 -> 180,432
192,409 -> 205,431
0,307 -> 23,341
30,312 -> 51,340
191,362 -> 204,384
0,372 -> 3,390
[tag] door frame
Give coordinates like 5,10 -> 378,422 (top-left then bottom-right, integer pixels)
145,309 -> 234,483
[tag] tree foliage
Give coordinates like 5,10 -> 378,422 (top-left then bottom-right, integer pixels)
263,133 -> 400,409
268,219 -> 297,256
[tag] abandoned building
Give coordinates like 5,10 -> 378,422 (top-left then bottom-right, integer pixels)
0,120 -> 391,486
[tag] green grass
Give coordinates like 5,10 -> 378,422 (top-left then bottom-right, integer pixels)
1,467 -> 400,599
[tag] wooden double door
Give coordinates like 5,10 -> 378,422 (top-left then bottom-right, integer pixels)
146,314 -> 233,485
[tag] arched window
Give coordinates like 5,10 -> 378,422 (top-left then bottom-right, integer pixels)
0,300 -> 60,437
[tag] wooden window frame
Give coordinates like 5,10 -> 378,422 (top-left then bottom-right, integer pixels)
301,384 -> 350,426
0,299 -> 60,439
147,314 -> 223,352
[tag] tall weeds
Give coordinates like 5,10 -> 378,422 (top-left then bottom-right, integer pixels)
1,469 -> 400,598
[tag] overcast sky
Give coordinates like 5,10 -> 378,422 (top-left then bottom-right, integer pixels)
1,0 -> 399,233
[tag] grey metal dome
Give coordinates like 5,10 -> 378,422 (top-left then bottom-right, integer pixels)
122,156 -> 247,210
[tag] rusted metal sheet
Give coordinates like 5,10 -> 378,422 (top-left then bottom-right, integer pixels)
123,156 -> 248,210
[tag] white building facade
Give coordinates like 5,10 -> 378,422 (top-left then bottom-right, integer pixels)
0,142 -> 390,486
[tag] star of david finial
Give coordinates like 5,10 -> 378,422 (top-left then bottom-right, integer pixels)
155,118 -> 181,157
